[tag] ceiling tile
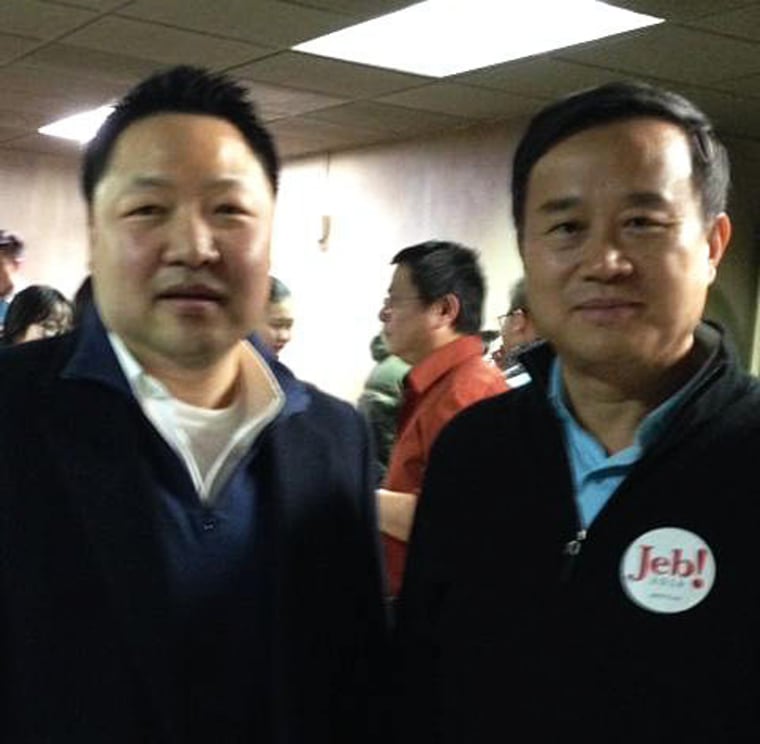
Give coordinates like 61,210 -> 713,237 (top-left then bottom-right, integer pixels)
235,51 -> 431,97
0,0 -> 97,39
268,116 -> 387,156
44,0 -> 126,10
558,24 -> 760,85
0,125 -> 27,141
61,16 -> 270,68
456,58 -> 638,98
22,44 -> 163,83
710,72 -> 760,99
0,32 -> 42,63
303,100 -> 468,136
0,63 -> 122,104
0,89 -> 77,122
667,84 -> 760,141
380,83 -> 544,120
284,0 -> 413,17
0,131 -> 82,158
682,4 -> 760,43
0,108 -> 30,129
240,81 -> 347,120
122,0 -> 349,47
605,0 -> 754,21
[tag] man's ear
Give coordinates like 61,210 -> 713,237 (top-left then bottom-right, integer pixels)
706,213 -> 732,284
433,292 -> 461,329
87,214 -> 97,271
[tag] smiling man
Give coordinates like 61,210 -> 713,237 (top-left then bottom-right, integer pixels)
395,82 -> 760,742
0,66 -> 386,743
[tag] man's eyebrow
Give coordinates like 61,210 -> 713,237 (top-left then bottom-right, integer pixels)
121,175 -> 249,191
625,191 -> 670,208
536,192 -> 672,213
537,196 -> 580,214
123,175 -> 170,190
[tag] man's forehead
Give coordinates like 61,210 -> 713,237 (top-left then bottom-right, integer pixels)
537,117 -> 689,162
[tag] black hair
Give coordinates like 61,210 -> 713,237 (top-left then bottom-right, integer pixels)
268,275 -> 291,304
391,240 -> 485,334
509,277 -> 528,314
0,230 -> 24,259
511,80 -> 731,243
2,284 -> 72,345
72,275 -> 93,327
81,65 -> 280,206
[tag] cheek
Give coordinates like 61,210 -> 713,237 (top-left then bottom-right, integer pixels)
92,226 -> 154,279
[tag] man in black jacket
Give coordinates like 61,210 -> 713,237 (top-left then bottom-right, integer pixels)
395,81 -> 760,741
0,65 -> 387,743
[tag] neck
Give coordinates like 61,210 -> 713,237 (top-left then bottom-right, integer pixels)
561,344 -> 705,454
139,345 -> 243,409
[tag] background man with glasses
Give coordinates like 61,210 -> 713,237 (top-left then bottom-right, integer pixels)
376,239 -> 507,600
492,276 -> 540,386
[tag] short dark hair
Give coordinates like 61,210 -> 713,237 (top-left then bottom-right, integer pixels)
72,275 -> 93,327
0,230 -> 24,259
2,284 -> 71,345
391,240 -> 485,334
81,65 -> 280,206
268,275 -> 291,304
509,277 -> 528,314
511,80 -> 731,243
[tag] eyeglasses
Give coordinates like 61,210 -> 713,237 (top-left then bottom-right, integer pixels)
382,294 -> 421,309
498,308 -> 525,329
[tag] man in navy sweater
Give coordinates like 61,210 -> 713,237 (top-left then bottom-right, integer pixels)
0,65 -> 387,743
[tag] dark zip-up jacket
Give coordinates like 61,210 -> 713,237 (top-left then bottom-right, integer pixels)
0,308 -> 388,743
395,321 -> 760,742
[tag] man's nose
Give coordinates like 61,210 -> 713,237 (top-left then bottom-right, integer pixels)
581,229 -> 633,279
164,208 -> 220,267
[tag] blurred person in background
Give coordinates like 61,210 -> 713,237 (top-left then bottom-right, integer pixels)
2,284 -> 73,345
255,275 -> 294,358
377,240 -> 507,599
0,229 -> 26,328
358,332 -> 411,484
492,277 -> 540,387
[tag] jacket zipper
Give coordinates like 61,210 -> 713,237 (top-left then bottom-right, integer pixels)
560,528 -> 587,582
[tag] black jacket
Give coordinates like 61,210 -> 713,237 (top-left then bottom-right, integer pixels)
395,322 -> 760,742
0,311 -> 388,743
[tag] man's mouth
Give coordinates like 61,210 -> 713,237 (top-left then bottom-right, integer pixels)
157,284 -> 224,303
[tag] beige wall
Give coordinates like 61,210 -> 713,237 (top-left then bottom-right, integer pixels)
1,118 -> 758,399
271,120 -> 527,401
0,149 -> 88,298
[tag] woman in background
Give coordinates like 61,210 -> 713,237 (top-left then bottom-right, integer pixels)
256,276 -> 294,358
2,284 -> 73,345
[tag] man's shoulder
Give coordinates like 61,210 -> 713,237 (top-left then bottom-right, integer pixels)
0,332 -> 75,384
445,353 -> 508,398
292,379 -> 364,429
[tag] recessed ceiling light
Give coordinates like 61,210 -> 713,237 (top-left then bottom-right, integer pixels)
38,105 -> 114,144
293,0 -> 662,78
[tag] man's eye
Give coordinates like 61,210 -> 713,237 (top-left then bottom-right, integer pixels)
216,203 -> 248,215
125,204 -> 164,217
626,216 -> 667,230
547,221 -> 582,236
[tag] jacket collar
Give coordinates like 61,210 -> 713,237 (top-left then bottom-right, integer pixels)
62,305 -> 311,417
406,334 -> 484,396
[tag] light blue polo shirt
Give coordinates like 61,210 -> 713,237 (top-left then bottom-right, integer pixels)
548,358 -> 703,528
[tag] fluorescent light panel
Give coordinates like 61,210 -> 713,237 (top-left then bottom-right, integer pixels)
38,104 -> 114,144
294,0 -> 663,78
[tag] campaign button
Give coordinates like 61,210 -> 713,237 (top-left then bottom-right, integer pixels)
619,527 -> 715,614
